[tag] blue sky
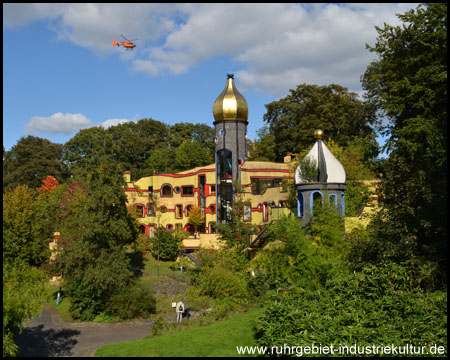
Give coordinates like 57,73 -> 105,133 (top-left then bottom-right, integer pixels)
3,3 -> 417,153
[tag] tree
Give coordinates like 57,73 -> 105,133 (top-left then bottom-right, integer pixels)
3,136 -> 68,192
3,185 -> 50,267
263,84 -> 377,161
175,139 -> 212,171
52,159 -> 139,320
149,227 -> 182,261
3,262 -> 47,357
187,205 -> 205,236
361,3 -> 447,285
248,125 -> 277,162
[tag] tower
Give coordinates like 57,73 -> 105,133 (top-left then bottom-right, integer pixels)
213,73 -> 249,223
294,129 -> 346,225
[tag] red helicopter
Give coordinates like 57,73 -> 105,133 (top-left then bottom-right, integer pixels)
112,35 -> 138,50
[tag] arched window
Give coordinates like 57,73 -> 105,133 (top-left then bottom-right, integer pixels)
138,225 -> 147,234
161,184 -> 172,197
329,194 -> 337,208
297,192 -> 304,218
186,205 -> 193,217
263,202 -> 269,222
135,204 -> 145,218
340,192 -> 345,216
311,191 -> 323,217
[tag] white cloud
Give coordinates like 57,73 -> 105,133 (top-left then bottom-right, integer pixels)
25,112 -> 92,134
99,118 -> 133,129
4,3 -> 419,97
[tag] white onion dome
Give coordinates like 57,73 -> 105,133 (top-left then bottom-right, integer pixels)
295,130 -> 346,184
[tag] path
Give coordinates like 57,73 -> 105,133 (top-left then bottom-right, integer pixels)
15,305 -> 156,357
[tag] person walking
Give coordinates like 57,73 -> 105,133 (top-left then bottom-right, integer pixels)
176,300 -> 184,323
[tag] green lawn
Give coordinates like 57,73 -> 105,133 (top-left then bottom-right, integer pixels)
94,307 -> 263,357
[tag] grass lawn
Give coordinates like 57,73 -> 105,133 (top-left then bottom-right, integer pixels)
143,255 -> 192,279
43,284 -> 78,323
94,307 -> 263,357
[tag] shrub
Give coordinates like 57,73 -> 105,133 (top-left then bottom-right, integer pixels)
149,228 -> 182,261
192,265 -> 249,305
255,272 -> 447,351
106,281 -> 156,320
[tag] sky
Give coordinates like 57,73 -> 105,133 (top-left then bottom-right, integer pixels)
3,3 -> 419,153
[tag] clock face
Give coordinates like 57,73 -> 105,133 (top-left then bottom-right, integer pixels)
219,129 -> 226,137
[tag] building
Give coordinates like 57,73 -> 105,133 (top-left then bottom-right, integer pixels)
123,74 -> 346,250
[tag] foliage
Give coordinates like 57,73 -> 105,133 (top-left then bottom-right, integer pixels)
361,3 -> 447,286
248,125 -> 277,161
255,266 -> 447,352
149,227 -> 183,261
106,280 -> 156,320
63,119 -> 215,180
51,159 -> 139,320
36,175 -> 59,195
191,265 -> 250,305
263,84 -> 377,161
3,184 -> 50,267
175,139 -> 213,170
3,261 -> 47,357
187,205 -> 205,232
297,156 -> 318,182
249,215 -> 346,296
3,136 -> 68,192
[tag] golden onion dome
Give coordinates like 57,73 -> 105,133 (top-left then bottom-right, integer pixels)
213,73 -> 248,122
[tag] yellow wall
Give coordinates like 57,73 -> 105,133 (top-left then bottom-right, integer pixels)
124,161 -> 295,238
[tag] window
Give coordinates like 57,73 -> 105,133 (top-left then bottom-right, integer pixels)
160,205 -> 167,213
311,191 -> 323,217
147,203 -> 155,216
138,225 -> 146,234
176,205 -> 183,219
329,194 -> 337,208
243,205 -> 251,222
297,193 -> 304,218
174,186 -> 181,194
135,204 -> 144,218
166,224 -> 173,231
210,185 -> 216,195
161,185 -> 172,197
186,205 -> 193,216
209,205 -> 216,214
251,178 -> 284,195
182,186 -> 194,196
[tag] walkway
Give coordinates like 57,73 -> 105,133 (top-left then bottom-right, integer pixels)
15,305 -> 155,357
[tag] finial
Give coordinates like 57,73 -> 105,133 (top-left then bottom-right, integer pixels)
227,72 -> 234,79
314,129 -> 324,139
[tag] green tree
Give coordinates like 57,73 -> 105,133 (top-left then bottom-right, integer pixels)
175,139 -> 212,171
248,125 -> 277,161
263,84 -> 377,161
361,3 -> 447,285
149,227 -> 182,261
3,262 -> 47,357
3,136 -> 68,192
3,185 -> 50,266
52,159 -> 139,320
